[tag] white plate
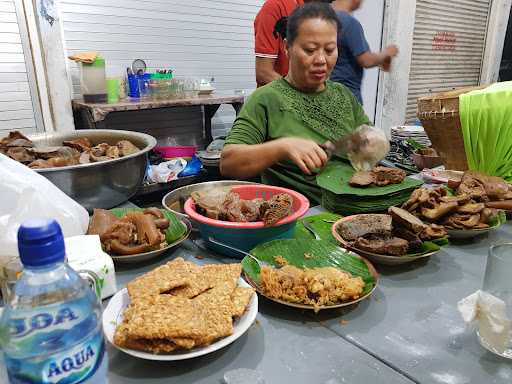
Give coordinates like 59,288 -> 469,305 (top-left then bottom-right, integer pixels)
103,278 -> 258,361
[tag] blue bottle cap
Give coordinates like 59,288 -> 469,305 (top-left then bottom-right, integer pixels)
17,219 -> 66,267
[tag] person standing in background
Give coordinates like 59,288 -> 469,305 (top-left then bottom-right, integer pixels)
330,0 -> 398,103
254,0 -> 333,86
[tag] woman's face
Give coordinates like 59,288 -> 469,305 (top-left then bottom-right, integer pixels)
285,18 -> 338,92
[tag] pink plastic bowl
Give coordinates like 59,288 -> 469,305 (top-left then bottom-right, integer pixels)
184,185 -> 310,258
184,185 -> 310,229
154,146 -> 197,158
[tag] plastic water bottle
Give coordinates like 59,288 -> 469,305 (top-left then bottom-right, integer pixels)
0,219 -> 108,383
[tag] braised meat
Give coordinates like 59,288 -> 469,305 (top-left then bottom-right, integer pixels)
349,171 -> 374,187
349,167 -> 406,188
354,234 -> 409,256
192,188 -> 293,226
260,193 -> 293,226
337,214 -> 392,241
372,167 -> 406,186
388,207 -> 427,233
392,227 -> 422,252
403,185 -> 500,231
1,130 -> 140,169
63,137 -> 92,152
87,208 -> 170,256
457,171 -> 512,201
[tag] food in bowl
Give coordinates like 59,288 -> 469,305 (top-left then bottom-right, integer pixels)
88,207 -> 173,255
260,265 -> 365,311
402,186 -> 503,230
114,257 -> 254,354
1,130 -> 140,169
191,188 -> 293,226
336,208 -> 447,256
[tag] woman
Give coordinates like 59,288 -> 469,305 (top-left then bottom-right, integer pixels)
221,2 -> 372,204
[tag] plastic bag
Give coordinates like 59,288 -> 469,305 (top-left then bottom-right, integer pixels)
347,125 -> 390,172
0,154 -> 89,258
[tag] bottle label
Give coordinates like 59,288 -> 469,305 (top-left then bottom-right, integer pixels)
3,302 -> 105,384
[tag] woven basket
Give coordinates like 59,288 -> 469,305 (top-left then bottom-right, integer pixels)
417,86 -> 487,171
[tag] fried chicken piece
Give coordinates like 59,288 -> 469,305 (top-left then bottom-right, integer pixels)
260,193 -> 293,226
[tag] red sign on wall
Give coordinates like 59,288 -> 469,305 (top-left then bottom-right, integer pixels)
432,32 -> 457,51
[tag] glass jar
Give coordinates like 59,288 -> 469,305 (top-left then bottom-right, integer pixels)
80,57 -> 107,103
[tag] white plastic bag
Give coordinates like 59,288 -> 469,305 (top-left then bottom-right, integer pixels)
347,125 -> 390,172
0,154 -> 89,257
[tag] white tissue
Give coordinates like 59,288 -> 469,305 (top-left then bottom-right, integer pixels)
147,159 -> 187,183
65,235 -> 117,300
458,290 -> 511,354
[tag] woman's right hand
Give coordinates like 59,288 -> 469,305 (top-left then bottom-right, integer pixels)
277,137 -> 328,175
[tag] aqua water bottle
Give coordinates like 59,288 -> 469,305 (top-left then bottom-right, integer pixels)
0,219 -> 108,383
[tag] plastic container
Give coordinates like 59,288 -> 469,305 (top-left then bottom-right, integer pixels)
184,185 -> 310,258
0,219 -> 108,383
154,145 -> 197,158
80,58 -> 107,103
106,78 -> 119,103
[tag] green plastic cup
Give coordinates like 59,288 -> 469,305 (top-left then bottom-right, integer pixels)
106,78 -> 119,103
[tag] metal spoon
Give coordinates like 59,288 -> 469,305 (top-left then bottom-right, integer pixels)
208,237 -> 273,269
303,220 -> 321,240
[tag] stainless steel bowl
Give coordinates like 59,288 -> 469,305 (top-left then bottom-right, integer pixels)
30,129 -> 156,211
162,180 -> 258,228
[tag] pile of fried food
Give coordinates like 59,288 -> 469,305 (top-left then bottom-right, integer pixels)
0,130 -> 140,169
192,188 -> 293,226
114,258 -> 254,354
350,166 -> 406,188
402,187 -> 500,231
88,208 -> 171,255
338,208 -> 447,256
260,264 -> 365,311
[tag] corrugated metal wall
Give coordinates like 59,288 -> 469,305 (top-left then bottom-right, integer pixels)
406,0 -> 491,123
60,0 -> 263,144
0,0 -> 40,134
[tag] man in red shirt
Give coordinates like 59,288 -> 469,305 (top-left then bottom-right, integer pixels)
254,0 -> 331,86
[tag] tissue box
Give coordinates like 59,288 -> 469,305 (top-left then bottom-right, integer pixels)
65,235 -> 117,300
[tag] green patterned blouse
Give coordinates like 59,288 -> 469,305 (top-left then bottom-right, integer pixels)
225,78 -> 370,203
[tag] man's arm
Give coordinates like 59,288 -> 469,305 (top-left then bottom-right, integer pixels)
256,57 -> 282,87
356,45 -> 399,71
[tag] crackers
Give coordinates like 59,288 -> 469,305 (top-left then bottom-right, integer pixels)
114,258 -> 254,354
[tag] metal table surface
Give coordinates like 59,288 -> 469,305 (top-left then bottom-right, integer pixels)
105,208 -> 512,384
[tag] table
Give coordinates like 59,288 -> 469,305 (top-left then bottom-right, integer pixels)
72,93 -> 244,143
106,208 -> 512,384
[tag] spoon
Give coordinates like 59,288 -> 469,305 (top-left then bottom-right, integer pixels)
208,237 -> 273,269
303,220 -> 321,240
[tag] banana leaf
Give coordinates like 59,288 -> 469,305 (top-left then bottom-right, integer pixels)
242,239 -> 376,296
317,161 -> 423,196
295,213 -> 342,243
109,207 -> 187,243
490,210 -> 507,228
460,83 -> 512,181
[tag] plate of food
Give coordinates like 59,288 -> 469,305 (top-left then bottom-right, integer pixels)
241,239 -> 378,312
401,185 -> 506,240
87,207 -> 190,263
103,258 -> 257,360
332,207 -> 449,266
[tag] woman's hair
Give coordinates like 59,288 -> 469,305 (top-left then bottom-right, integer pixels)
277,2 -> 340,46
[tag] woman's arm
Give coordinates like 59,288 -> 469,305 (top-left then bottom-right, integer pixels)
221,138 -> 328,178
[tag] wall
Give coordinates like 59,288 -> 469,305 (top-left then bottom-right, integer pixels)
0,0 -> 41,134
59,0 -> 264,145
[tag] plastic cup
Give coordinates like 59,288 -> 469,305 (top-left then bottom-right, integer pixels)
106,78 -> 119,103
478,244 -> 512,358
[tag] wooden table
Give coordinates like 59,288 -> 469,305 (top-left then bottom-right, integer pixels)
72,93 -> 245,143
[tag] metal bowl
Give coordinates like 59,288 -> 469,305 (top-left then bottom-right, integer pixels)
162,180 -> 258,228
30,129 -> 156,211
